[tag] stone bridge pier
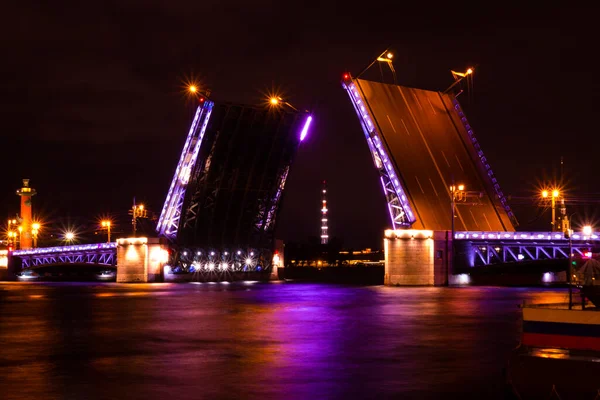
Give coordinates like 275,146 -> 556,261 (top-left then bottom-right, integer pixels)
116,237 -> 169,283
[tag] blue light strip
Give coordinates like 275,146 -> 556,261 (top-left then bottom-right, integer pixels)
454,231 -> 600,241
13,242 -> 117,256
343,80 -> 416,228
157,101 -> 214,238
451,98 -> 516,226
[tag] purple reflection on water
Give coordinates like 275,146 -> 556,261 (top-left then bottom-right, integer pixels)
0,282 -> 566,399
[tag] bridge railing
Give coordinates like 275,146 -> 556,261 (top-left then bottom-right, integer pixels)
12,242 -> 117,257
12,243 -> 118,268
454,231 -> 600,241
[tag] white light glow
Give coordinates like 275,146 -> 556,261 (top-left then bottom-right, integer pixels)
456,274 -> 470,285
384,229 -> 433,239
299,116 -> 312,141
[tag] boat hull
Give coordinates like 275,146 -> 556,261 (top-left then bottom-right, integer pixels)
507,304 -> 600,399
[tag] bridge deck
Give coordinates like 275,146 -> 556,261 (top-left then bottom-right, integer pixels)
355,79 -> 514,231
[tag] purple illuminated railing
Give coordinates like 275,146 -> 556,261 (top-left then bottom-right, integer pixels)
157,101 -> 214,239
343,80 -> 415,228
13,242 -> 117,256
454,231 -> 600,241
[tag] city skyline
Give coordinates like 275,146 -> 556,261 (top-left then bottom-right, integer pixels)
1,3 -> 597,248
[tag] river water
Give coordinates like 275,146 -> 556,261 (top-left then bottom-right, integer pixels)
0,282 -> 568,399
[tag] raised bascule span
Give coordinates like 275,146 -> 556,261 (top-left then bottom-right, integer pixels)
157,98 -> 312,275
342,76 -> 517,232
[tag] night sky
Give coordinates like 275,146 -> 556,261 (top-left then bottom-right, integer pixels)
1,3 -> 597,248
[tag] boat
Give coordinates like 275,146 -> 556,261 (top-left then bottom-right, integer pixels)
506,260 -> 600,399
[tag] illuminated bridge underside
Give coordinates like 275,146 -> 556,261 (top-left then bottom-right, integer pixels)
157,102 -> 214,239
349,78 -> 515,231
176,103 -> 311,252
455,231 -> 600,267
12,243 -> 117,268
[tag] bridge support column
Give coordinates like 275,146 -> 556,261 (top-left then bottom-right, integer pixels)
116,237 -> 169,283
383,230 -> 450,286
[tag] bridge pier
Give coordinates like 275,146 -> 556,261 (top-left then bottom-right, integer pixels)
116,237 -> 169,283
383,230 -> 451,286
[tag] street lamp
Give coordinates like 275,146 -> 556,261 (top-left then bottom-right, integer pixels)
355,48 -> 397,83
7,219 -> 18,248
268,96 -> 298,111
130,201 -> 146,236
31,222 -> 40,248
541,188 -> 560,231
101,220 -> 112,243
64,231 -> 76,243
449,183 -> 467,285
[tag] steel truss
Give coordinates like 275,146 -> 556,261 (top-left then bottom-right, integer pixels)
175,103 -> 309,253
468,243 -> 588,267
157,101 -> 214,239
453,230 -> 600,267
343,78 -> 415,229
13,243 -> 117,268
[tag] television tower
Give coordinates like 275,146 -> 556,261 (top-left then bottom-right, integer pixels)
16,179 -> 36,249
320,180 -> 328,244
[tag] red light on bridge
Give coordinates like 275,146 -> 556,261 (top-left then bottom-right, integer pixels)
199,97 -> 205,103
343,73 -> 350,80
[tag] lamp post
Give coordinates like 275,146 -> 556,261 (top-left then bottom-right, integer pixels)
7,218 -> 17,248
269,96 -> 298,111
130,200 -> 146,237
101,220 -> 112,243
449,183 -> 466,285
542,189 -> 560,231
355,49 -> 396,82
567,228 -> 573,310
31,222 -> 40,248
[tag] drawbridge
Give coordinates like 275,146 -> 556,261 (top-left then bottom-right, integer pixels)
342,75 -> 517,232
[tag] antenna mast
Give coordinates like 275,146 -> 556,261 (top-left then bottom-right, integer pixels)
321,180 -> 329,245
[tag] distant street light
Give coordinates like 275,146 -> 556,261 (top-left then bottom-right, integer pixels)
268,96 -> 298,111
65,231 -> 75,242
541,188 -> 561,231
356,48 -> 397,83
31,222 -> 41,248
101,220 -> 112,243
130,199 -> 147,236
583,225 -> 593,236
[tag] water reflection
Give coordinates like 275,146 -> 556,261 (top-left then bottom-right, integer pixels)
0,282 -> 567,399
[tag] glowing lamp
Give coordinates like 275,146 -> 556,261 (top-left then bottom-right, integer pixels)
386,52 -> 393,59
552,190 -> 559,198
583,225 -> 593,236
270,97 -> 279,105
189,85 -> 197,93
